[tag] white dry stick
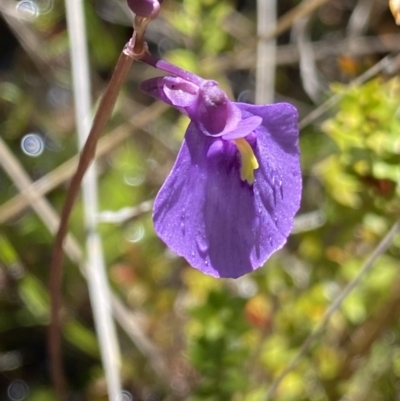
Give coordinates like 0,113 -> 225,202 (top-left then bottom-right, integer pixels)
0,101 -> 168,225
347,0 -> 375,38
265,220 -> 400,400
0,137 -> 83,265
64,0 -> 122,399
0,135 -> 170,386
255,0 -> 277,104
97,200 -> 154,224
293,16 -> 324,103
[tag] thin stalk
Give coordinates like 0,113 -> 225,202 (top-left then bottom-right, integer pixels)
64,0 -> 121,400
49,38 -> 135,400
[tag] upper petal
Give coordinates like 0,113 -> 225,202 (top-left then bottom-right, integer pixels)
140,76 -> 199,112
238,102 -> 300,153
221,116 -> 262,140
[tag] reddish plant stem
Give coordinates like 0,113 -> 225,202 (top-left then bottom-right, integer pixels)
48,41 -> 136,400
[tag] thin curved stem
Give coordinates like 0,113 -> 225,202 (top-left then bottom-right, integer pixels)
63,0 -> 123,399
48,39 -> 135,400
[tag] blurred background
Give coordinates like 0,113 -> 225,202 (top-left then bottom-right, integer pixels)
1,0 -> 400,400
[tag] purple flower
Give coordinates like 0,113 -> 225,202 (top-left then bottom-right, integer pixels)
140,57 -> 301,278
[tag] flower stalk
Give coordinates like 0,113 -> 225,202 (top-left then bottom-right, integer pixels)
49,34 -> 138,400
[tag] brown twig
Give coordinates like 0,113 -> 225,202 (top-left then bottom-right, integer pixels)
48,38 -> 139,399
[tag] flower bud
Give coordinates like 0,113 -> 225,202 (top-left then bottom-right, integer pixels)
195,81 -> 241,136
127,0 -> 162,19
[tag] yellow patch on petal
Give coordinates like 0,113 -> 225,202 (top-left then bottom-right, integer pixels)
234,138 -> 259,185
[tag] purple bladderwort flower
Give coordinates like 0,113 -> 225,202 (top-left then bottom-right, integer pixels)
140,55 -> 302,278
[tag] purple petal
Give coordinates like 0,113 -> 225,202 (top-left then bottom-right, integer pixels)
141,55 -> 204,86
243,102 -> 302,262
153,102 -> 301,278
140,76 -> 198,112
221,116 -> 262,140
153,122 -> 254,278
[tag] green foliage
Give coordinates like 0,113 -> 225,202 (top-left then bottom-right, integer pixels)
317,79 -> 400,213
187,289 -> 251,399
18,274 -> 50,324
64,321 -> 100,358
166,0 -> 234,78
